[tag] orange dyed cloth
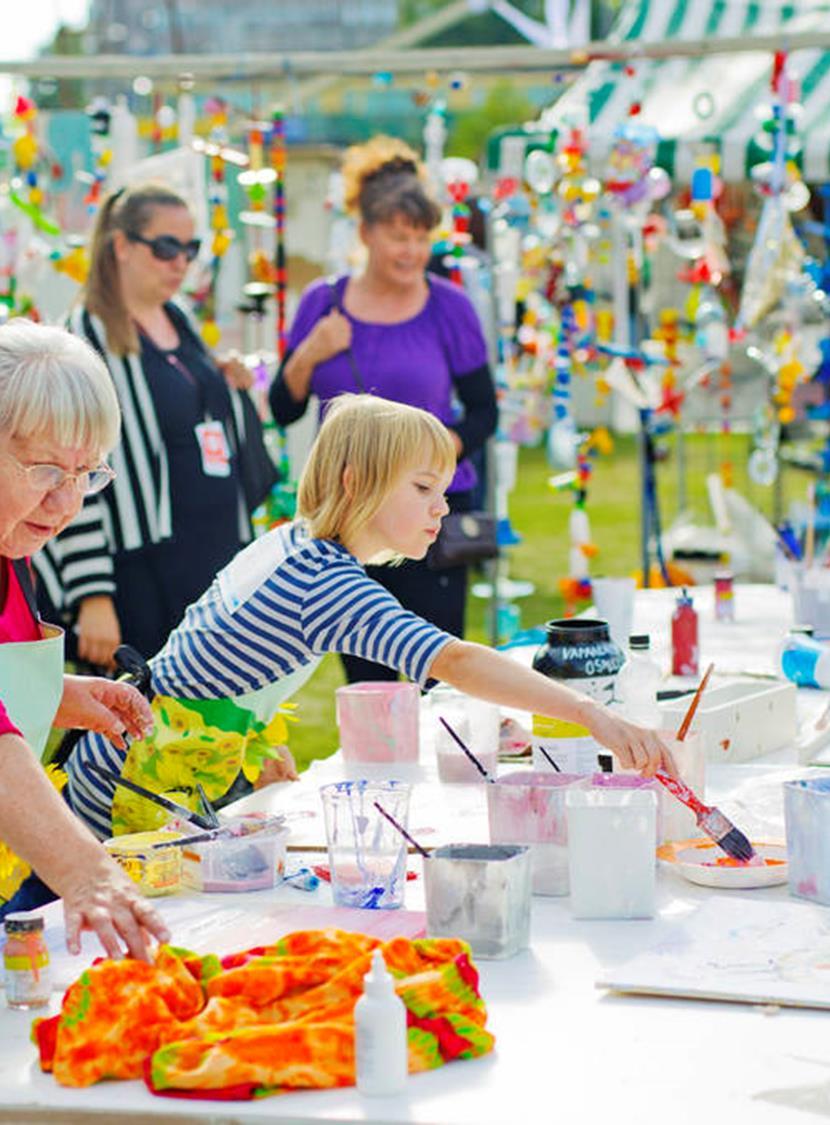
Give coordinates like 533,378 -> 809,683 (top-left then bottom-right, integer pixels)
33,928 -> 494,1100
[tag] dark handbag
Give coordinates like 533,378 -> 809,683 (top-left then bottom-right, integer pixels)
426,511 -> 499,570
235,390 -> 279,512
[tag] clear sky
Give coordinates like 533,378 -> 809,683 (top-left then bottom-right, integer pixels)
4,0 -> 90,61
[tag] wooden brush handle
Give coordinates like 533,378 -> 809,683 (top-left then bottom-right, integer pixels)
676,663 -> 714,741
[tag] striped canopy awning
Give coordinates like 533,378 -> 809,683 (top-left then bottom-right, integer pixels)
494,0 -> 830,183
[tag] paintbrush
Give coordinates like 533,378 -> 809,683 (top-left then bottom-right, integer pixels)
538,746 -> 561,772
87,763 -> 217,831
806,481 -> 817,570
675,662 -> 714,741
653,769 -> 756,862
653,663 -> 755,862
438,716 -> 495,783
373,801 -> 431,859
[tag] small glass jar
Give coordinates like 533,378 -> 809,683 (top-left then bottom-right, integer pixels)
4,912 -> 50,1010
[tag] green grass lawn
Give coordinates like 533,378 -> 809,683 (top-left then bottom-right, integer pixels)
287,431 -> 800,772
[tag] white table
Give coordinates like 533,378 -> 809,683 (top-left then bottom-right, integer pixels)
2,584 -> 830,1124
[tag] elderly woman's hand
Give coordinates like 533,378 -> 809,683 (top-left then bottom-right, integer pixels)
217,350 -> 254,391
76,595 -> 121,670
56,675 -> 154,750
60,852 -> 171,960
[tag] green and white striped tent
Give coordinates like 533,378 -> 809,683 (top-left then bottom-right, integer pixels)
492,0 -> 830,183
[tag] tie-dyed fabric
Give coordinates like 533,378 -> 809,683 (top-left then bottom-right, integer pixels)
33,928 -> 494,1100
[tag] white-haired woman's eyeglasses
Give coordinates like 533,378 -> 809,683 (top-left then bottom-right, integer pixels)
3,452 -> 115,496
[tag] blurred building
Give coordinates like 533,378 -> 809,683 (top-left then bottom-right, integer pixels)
85,0 -> 398,55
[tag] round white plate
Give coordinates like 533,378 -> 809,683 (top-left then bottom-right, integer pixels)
657,838 -> 788,889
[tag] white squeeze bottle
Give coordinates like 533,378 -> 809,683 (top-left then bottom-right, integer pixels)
615,634 -> 661,728
355,949 -> 408,1097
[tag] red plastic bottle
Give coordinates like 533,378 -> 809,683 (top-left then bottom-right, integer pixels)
671,588 -> 699,677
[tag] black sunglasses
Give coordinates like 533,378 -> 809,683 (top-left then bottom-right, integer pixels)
127,232 -> 201,262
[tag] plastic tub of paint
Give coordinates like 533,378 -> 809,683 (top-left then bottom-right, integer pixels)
104,830 -> 184,897
423,843 -> 531,959
487,771 -> 589,896
179,813 -> 289,893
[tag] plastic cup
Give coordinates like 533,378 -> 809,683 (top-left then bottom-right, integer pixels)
430,685 -> 500,782
591,773 -> 663,843
591,576 -> 636,651
566,789 -> 657,919
336,682 -> 420,764
319,780 -> 411,909
487,771 -> 589,895
424,843 -> 532,959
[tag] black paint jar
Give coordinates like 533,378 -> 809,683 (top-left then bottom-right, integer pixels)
531,619 -> 624,773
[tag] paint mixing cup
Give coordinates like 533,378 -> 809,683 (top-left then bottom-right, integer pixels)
430,685 -> 500,782
591,576 -> 636,651
487,771 -> 589,895
424,844 -> 531,959
336,682 -> 420,764
591,773 -> 663,844
319,780 -> 411,909
655,732 -> 704,844
566,789 -> 657,919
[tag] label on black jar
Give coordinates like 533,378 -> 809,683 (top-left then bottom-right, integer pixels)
531,673 -> 616,773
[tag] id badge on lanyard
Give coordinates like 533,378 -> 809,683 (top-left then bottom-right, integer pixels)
194,419 -> 231,477
163,350 -> 232,479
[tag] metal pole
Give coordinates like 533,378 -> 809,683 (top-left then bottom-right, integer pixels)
6,28 -> 830,81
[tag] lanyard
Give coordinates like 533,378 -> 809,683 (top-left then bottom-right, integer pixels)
136,322 -> 212,422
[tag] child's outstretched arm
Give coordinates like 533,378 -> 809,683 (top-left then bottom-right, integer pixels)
429,640 -> 676,778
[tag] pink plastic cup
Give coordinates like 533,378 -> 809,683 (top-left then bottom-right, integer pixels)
336,682 -> 420,764
487,770 -> 590,895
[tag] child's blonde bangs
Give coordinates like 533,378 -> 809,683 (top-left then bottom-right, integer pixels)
297,395 -> 457,543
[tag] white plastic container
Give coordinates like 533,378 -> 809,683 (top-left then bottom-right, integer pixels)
179,814 -> 288,893
355,949 -> 408,1097
566,789 -> 657,919
658,681 -> 797,763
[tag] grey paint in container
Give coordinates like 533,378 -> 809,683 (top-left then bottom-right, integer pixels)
423,844 -> 532,959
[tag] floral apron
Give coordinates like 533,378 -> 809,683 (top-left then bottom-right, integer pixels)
111,531 -> 316,835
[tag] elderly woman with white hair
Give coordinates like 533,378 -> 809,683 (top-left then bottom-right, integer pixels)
0,318 -> 168,960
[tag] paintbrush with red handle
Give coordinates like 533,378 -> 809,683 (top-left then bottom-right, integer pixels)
653,663 -> 756,862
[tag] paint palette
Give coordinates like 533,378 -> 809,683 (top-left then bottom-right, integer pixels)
657,838 -> 788,889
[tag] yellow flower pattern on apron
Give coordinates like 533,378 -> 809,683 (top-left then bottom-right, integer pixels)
112,694 -> 294,836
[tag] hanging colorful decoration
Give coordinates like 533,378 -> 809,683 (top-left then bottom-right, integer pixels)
200,98 -> 234,349
270,106 -> 288,361
83,97 -> 112,217
9,94 -> 59,237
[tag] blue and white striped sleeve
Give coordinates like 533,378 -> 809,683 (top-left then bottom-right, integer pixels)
301,559 -> 455,686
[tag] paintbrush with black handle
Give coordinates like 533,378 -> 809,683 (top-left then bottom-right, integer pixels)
88,762 -> 218,832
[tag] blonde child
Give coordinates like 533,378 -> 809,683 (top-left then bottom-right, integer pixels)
65,395 -> 674,837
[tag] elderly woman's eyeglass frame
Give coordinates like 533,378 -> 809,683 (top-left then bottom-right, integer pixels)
3,452 -> 116,496
126,232 -> 201,263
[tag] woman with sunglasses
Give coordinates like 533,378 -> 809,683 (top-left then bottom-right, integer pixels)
0,317 -> 168,958
37,182 -> 276,673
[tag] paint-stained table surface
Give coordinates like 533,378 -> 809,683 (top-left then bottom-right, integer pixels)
3,584 -> 830,1124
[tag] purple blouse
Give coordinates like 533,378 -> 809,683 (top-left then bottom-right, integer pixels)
287,274 -> 489,493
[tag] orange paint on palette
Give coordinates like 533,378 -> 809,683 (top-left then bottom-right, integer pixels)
706,857 -> 786,868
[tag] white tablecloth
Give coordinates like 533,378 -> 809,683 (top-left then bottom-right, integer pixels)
3,585 -> 830,1123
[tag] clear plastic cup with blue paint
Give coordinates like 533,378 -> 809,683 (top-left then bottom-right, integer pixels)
319,780 -> 412,909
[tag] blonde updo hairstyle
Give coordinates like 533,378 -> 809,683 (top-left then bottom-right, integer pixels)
342,135 -> 441,231
298,394 -> 455,549
84,181 -> 190,357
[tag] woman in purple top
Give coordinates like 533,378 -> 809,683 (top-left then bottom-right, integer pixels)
270,136 -> 497,683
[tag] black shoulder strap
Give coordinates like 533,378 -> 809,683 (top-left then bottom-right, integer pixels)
327,278 -> 367,393
10,558 -> 40,622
